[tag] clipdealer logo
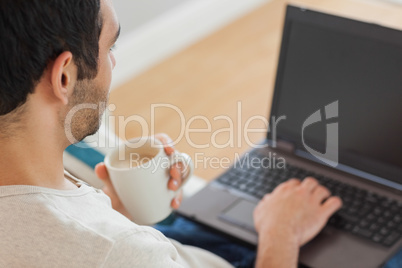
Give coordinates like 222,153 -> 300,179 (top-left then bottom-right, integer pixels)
302,101 -> 339,167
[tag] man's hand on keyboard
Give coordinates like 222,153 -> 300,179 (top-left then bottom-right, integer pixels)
253,177 -> 342,268
254,177 -> 342,245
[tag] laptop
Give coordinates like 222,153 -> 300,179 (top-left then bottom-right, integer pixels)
178,5 -> 402,268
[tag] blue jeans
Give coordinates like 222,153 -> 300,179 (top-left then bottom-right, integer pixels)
155,215 -> 402,268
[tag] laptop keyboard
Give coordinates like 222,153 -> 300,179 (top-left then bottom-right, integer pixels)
216,155 -> 402,248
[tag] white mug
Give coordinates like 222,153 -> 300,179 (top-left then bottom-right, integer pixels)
105,136 -> 194,225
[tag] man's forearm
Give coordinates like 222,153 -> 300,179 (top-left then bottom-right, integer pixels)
255,229 -> 299,268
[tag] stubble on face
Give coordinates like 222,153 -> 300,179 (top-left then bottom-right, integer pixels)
61,79 -> 109,144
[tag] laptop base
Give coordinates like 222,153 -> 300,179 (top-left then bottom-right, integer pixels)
178,146 -> 402,268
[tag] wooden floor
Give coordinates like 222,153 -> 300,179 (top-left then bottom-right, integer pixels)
109,0 -> 402,181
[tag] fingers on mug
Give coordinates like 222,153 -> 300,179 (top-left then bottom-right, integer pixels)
168,152 -> 194,191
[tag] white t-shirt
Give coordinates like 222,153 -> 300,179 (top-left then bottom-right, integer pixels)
0,175 -> 232,268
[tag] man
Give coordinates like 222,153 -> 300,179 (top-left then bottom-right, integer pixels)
0,0 -> 400,267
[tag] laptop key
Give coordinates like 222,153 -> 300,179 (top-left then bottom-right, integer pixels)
352,226 -> 373,238
366,213 -> 375,221
380,227 -> 391,236
218,176 -> 231,184
238,184 -> 247,191
358,205 -> 372,217
386,221 -> 396,229
246,188 -> 259,197
359,220 -> 370,228
377,217 -> 386,224
336,211 -> 359,224
373,207 -> 383,216
382,231 -> 401,247
372,234 -> 384,243
383,211 -> 393,219
347,207 -> 357,214
369,223 -> 381,232
366,193 -> 379,203
344,223 -> 354,231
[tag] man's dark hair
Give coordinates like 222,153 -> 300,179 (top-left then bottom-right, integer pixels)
0,0 -> 103,116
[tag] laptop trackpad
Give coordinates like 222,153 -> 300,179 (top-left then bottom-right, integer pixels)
218,199 -> 257,233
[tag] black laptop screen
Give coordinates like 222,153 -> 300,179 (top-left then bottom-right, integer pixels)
269,6 -> 402,187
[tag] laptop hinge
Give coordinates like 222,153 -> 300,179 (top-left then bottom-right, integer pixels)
272,139 -> 296,153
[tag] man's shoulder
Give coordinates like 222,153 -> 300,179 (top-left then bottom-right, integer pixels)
0,184 -> 153,267
0,183 -> 141,238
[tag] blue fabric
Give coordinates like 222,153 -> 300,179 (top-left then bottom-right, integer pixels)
155,216 -> 256,268
156,215 -> 402,268
384,248 -> 402,268
65,142 -> 105,170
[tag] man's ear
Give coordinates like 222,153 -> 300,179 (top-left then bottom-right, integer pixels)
50,51 -> 76,105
